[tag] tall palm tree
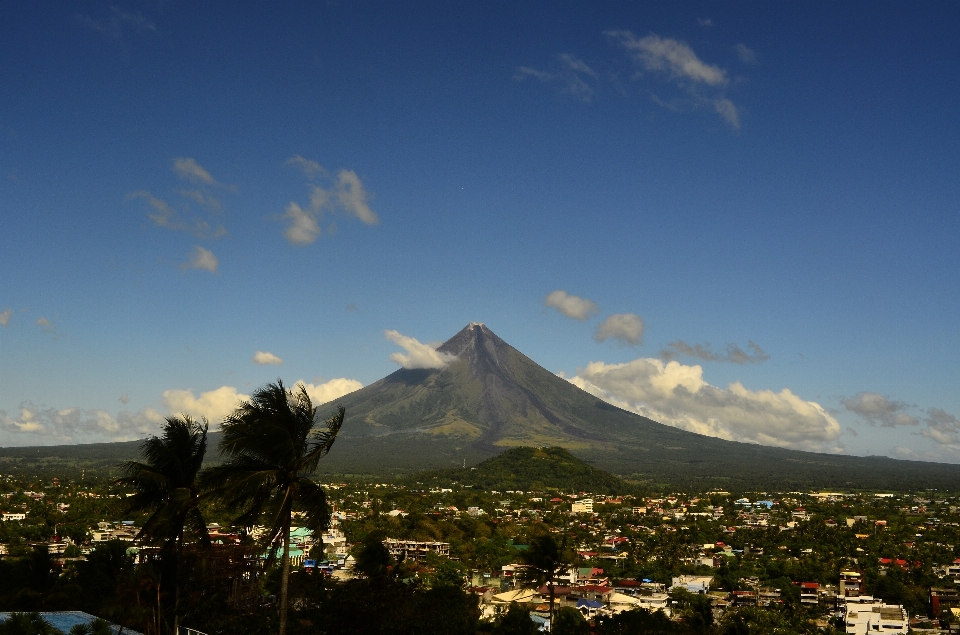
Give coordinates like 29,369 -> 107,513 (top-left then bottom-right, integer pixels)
203,380 -> 344,635
520,530 -> 572,630
118,415 -> 209,635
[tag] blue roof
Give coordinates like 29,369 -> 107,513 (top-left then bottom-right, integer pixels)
0,612 -> 142,635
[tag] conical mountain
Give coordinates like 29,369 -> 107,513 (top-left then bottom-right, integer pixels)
330,322 -> 677,451
317,323 -> 960,490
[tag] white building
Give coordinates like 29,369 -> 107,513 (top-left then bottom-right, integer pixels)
844,601 -> 907,635
1,512 -> 26,522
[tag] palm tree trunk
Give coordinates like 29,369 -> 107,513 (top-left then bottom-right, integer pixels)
549,582 -> 555,630
279,516 -> 291,635
174,535 -> 182,635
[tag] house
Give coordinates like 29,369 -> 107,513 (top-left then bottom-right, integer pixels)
840,571 -> 862,598
799,582 -> 819,605
1,512 -> 26,522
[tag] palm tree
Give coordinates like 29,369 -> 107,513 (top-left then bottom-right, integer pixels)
0,612 -> 59,635
204,380 -> 344,635
118,415 -> 210,635
519,530 -> 572,630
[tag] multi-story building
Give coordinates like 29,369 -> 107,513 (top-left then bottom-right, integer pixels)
383,538 -> 450,562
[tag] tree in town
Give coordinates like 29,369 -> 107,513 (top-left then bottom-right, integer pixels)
204,380 -> 344,635
118,415 -> 210,635
518,527 -> 573,630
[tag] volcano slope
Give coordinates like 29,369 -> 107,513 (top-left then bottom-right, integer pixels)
312,323 -> 960,491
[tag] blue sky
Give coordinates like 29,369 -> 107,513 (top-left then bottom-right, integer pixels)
2,1 -> 959,461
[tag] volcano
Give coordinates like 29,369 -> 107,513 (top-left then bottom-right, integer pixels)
315,323 -> 960,490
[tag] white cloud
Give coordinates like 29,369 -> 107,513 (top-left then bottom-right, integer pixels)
565,356 -> 842,451
697,18 -> 714,27
0,309 -> 11,326
544,290 -> 599,321
841,392 -> 919,427
734,43 -> 758,65
606,30 -> 741,129
282,201 -> 322,245
295,378 -> 364,406
594,313 -> 644,346
608,31 -> 728,86
162,386 -> 249,423
0,403 -> 164,444
661,339 -> 769,364
921,408 -> 960,447
252,351 -> 283,365
280,160 -> 378,245
385,330 -> 457,370
173,157 -> 218,186
181,246 -> 218,273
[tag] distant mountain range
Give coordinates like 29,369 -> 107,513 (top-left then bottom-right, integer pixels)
3,322 -> 959,490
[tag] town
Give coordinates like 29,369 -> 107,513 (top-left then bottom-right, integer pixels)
2,466 -> 960,634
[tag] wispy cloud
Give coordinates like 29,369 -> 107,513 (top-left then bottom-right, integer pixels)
385,330 -> 456,370
606,30 -> 741,129
734,43 -> 759,65
75,7 -> 156,40
252,351 -> 283,365
286,155 -> 328,180
515,53 -> 597,102
841,392 -> 919,427
177,189 -> 222,212
608,31 -> 728,86
0,309 -> 11,327
181,246 -> 218,273
661,339 -> 769,364
173,157 -> 220,187
544,290 -> 599,321
35,316 -> 58,336
129,191 -> 227,239
697,18 -> 714,27
565,357 -> 842,452
280,158 -> 379,245
595,313 -> 644,346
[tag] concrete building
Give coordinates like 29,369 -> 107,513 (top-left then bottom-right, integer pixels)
844,602 -> 907,635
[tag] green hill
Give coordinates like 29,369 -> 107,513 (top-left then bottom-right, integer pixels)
415,446 -> 633,494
